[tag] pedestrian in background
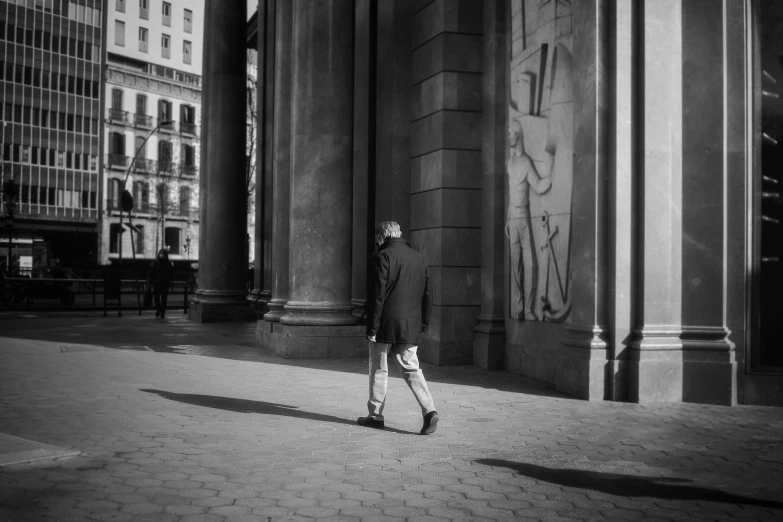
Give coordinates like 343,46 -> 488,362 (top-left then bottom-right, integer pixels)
148,248 -> 174,319
358,221 -> 439,435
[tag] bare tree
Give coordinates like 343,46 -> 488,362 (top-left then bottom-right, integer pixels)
246,51 -> 258,218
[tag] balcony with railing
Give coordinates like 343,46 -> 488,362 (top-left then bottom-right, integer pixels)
108,109 -> 129,125
180,122 -> 197,136
181,164 -> 198,177
159,120 -> 176,133
107,154 -> 128,169
157,160 -> 174,174
133,159 -> 157,173
134,114 -> 153,128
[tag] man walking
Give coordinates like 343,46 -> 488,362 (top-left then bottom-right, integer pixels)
358,221 -> 439,435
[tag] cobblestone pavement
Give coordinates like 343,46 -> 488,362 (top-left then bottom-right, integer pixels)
0,311 -> 782,521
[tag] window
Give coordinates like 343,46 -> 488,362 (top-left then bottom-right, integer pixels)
139,0 -> 148,19
133,181 -> 149,212
109,179 -> 123,211
111,88 -> 123,110
134,135 -> 146,159
110,224 -> 121,253
158,140 -> 172,171
110,131 -> 126,156
181,143 -> 195,168
183,40 -> 191,64
184,9 -> 192,33
116,0 -> 125,13
165,227 -> 181,254
136,94 -> 147,115
138,27 -> 148,52
158,99 -> 172,125
135,225 -> 145,254
162,2 -> 171,26
115,20 -> 125,46
179,186 -> 190,216
161,34 -> 170,58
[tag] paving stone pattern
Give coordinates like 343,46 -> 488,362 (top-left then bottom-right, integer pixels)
0,313 -> 782,521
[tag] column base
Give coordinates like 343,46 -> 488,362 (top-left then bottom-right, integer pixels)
558,323 -> 611,400
246,290 -> 271,318
257,322 -> 366,358
279,301 -> 359,326
628,326 -> 736,405
473,314 -> 505,370
351,298 -> 366,321
263,298 -> 287,322
189,291 -> 256,323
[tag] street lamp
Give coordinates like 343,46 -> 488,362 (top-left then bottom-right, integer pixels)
2,175 -> 19,274
117,119 -> 174,313
183,235 -> 191,261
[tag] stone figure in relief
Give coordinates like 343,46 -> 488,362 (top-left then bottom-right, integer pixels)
505,119 -> 552,321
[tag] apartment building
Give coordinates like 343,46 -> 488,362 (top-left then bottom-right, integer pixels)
101,0 -> 202,266
0,0 -> 104,270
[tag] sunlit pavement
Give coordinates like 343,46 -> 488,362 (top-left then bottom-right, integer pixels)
0,311 -> 782,521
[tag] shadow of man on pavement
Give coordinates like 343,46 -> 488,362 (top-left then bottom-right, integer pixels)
141,389 -> 415,435
475,459 -> 783,511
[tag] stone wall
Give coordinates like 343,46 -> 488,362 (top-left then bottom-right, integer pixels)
410,0 -> 483,365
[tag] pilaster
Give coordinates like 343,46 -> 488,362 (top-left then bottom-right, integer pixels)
558,0 -> 611,400
410,0 -> 483,366
473,0 -> 507,370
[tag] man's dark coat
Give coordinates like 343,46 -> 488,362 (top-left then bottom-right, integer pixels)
367,238 -> 432,344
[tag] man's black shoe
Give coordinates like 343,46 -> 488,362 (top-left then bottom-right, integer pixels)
421,411 -> 439,435
357,416 -> 385,429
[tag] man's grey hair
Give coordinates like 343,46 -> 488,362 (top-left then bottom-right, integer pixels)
375,221 -> 402,242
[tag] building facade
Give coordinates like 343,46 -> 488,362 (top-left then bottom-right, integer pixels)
100,0 -> 202,266
195,0 -> 782,407
0,0 -> 104,271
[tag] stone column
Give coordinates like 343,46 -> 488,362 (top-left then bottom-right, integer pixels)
351,0 -> 374,320
279,0 -> 357,327
262,0 -> 293,324
249,0 -> 275,316
559,0 -> 611,400
473,0 -> 507,370
189,0 -> 254,322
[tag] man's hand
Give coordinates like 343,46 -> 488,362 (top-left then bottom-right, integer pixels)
367,335 -> 376,342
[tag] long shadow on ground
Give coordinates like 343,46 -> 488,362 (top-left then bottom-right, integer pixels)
476,458 -> 783,511
141,389 -> 416,435
0,313 -> 568,399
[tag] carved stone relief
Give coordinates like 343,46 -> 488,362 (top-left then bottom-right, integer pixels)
507,0 -> 574,323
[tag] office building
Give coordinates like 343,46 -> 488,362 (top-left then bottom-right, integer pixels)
0,0 -> 104,270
